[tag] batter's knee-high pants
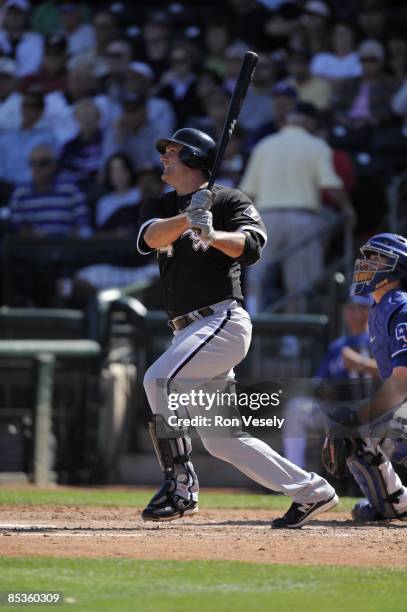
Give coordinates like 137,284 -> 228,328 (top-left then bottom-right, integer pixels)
143,300 -> 335,504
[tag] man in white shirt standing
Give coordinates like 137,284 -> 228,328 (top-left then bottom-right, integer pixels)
239,102 -> 355,314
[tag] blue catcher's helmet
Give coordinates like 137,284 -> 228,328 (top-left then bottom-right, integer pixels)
352,233 -> 407,296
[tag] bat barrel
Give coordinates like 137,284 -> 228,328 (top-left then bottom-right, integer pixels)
207,51 -> 258,191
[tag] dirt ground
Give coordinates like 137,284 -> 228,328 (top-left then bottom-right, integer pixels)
1,505 -> 406,567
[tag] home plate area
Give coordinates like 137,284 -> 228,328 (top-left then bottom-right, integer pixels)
0,505 -> 405,567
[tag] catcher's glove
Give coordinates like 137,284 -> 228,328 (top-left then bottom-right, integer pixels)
321,436 -> 359,479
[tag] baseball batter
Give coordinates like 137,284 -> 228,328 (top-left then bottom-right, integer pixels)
136,127 -> 338,528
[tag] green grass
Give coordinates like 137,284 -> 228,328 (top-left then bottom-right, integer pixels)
0,558 -> 405,612
0,487 -> 357,512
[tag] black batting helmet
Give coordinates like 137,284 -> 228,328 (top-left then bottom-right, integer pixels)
156,128 -> 217,174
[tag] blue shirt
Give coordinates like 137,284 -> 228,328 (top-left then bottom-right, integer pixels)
369,288 -> 407,379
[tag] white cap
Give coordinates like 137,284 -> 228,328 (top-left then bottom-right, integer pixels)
0,57 -> 17,76
304,1 -> 331,17
128,61 -> 155,81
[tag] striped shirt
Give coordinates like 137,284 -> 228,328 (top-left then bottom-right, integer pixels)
10,179 -> 92,236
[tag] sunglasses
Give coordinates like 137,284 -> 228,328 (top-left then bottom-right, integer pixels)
361,56 -> 380,63
30,158 -> 54,167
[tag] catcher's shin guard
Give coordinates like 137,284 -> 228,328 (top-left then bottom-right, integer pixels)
148,415 -> 198,499
347,443 -> 404,519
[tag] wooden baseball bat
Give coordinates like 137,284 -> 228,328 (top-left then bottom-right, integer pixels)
207,50 -> 258,191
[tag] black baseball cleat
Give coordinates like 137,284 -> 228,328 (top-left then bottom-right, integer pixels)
141,480 -> 198,522
271,493 -> 339,529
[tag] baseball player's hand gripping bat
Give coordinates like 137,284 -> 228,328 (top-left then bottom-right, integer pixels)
207,50 -> 258,191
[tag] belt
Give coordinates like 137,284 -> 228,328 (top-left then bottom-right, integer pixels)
168,306 -> 215,331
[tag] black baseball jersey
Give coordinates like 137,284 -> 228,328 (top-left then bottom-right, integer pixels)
136,184 -> 267,318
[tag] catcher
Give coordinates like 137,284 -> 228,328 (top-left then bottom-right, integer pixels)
322,233 -> 407,522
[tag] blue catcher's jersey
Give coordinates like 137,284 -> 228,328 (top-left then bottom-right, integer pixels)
369,289 -> 407,379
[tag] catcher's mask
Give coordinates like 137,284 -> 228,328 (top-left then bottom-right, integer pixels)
156,128 -> 217,175
352,233 -> 407,296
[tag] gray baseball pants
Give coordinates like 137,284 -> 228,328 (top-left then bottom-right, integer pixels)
143,299 -> 335,504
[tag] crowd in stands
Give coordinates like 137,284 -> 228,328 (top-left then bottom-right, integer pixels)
0,0 -> 406,308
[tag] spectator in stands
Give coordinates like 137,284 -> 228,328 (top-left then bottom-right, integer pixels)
217,126 -> 245,188
0,88 -> 56,185
188,87 -> 230,140
66,59 -> 118,122
58,98 -> 102,194
246,82 -> 298,151
285,49 -> 332,110
264,1 -> 303,51
0,57 -> 21,132
101,39 -> 132,103
73,163 -> 162,296
139,17 -> 171,79
299,1 -> 332,55
223,42 -> 249,94
203,21 -> 230,78
31,0 -> 89,37
283,294 -> 377,469
20,33 -> 68,94
58,0 -> 94,60
0,0 -> 44,77
226,0 -> 271,50
387,35 -> 407,85
195,68 -> 223,106
45,60 -> 120,146
239,102 -> 355,314
269,82 -> 299,130
9,143 -> 91,236
90,10 -> 119,72
157,41 -> 203,128
239,53 -> 277,134
102,91 -> 161,172
125,62 -> 176,137
358,0 -> 387,43
30,0 -> 59,36
310,22 -> 362,81
333,39 -> 397,128
95,152 -> 141,234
